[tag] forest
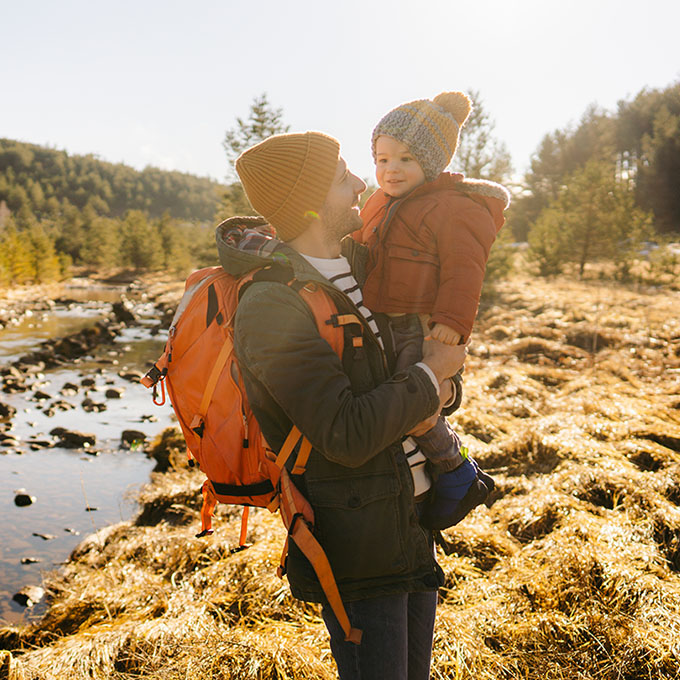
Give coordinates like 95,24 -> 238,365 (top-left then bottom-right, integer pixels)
0,140 -> 225,283
0,82 -> 678,286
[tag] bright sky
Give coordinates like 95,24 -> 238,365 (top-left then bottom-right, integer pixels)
3,0 -> 679,186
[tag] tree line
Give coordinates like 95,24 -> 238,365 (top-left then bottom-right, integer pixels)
0,140 -> 225,285
510,81 -> 679,278
1,82 -> 678,287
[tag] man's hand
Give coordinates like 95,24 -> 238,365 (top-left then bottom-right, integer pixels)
421,336 -> 468,384
407,375 -> 454,437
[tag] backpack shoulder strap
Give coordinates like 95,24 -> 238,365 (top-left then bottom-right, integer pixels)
238,266 -> 344,359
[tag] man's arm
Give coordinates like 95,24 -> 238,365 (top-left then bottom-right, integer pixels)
235,282 -> 440,468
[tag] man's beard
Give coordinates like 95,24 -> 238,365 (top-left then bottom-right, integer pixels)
320,204 -> 362,247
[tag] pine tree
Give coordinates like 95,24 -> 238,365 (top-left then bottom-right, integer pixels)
451,89 -> 513,184
223,93 -> 290,179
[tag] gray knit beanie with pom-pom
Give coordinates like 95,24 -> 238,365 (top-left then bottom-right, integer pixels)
371,91 -> 472,181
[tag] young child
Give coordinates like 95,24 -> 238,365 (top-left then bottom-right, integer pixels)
355,91 -> 510,530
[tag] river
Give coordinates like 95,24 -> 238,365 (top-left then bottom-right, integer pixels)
0,284 -> 177,624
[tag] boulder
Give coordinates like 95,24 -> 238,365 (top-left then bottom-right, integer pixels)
59,382 -> 80,396
50,400 -> 75,411
12,585 -> 45,607
32,390 -> 52,402
54,430 -> 96,449
121,430 -> 147,448
112,299 -> 138,324
14,490 -> 36,506
105,387 -> 124,399
82,398 -> 107,413
146,427 -> 186,471
0,401 -> 17,422
2,377 -> 29,393
28,439 -> 52,449
119,370 -> 144,382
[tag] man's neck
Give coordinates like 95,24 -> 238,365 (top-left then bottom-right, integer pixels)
287,222 -> 341,259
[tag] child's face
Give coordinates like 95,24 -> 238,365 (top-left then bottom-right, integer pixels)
375,135 -> 426,198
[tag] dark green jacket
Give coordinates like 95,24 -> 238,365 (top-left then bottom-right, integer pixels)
216,217 -> 443,603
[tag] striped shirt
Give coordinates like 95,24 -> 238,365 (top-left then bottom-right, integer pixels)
300,253 -> 431,496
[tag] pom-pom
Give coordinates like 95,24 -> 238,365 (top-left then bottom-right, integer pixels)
433,91 -> 472,127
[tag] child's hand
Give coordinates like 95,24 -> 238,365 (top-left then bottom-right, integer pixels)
428,323 -> 461,346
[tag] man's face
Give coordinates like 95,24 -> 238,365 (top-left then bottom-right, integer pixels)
318,158 -> 367,243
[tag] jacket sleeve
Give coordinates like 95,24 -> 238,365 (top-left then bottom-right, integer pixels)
234,281 -> 439,468
427,199 -> 498,340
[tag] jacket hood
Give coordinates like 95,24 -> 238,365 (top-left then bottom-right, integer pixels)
373,172 -> 511,231
215,215 -> 348,285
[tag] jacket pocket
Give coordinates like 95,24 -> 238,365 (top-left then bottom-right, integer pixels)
385,244 -> 439,309
305,472 -> 408,581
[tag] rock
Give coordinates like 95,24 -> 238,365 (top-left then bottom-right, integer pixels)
27,439 -> 52,449
49,426 -> 67,437
121,430 -> 147,448
81,377 -> 97,388
0,366 -> 23,379
0,400 -> 17,422
12,585 -> 45,607
13,360 -> 46,375
119,370 -> 144,382
112,299 -> 138,324
140,414 -> 158,422
105,387 -> 124,399
2,378 -> 28,393
82,398 -> 107,413
0,436 -> 20,448
64,527 -> 80,535
59,382 -> 80,396
147,427 -> 186,471
85,506 -> 99,512
50,399 -> 75,411
32,532 -> 56,540
20,557 -> 41,564
54,430 -> 96,449
32,390 -> 52,402
15,491 -> 36,506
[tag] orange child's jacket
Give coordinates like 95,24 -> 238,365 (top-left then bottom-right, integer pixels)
354,172 -> 510,342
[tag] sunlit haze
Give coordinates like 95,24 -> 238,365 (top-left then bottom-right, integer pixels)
3,0 -> 679,185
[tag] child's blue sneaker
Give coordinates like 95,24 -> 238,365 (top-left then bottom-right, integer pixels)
421,457 -> 495,530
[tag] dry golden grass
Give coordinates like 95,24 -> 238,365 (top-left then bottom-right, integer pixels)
2,273 -> 680,679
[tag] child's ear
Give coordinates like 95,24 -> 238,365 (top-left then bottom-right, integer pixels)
433,92 -> 472,128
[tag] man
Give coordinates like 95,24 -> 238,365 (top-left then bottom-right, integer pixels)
217,131 -> 466,679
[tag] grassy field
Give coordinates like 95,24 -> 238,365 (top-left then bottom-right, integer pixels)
2,272 -> 679,679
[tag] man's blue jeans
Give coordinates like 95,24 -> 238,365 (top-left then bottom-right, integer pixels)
321,590 -> 438,680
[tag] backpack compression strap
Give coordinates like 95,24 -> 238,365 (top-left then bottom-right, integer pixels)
279,468 -> 363,645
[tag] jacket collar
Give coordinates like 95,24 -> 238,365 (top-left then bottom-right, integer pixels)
216,215 -> 363,286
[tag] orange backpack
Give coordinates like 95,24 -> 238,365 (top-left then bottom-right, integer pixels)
141,265 -> 363,644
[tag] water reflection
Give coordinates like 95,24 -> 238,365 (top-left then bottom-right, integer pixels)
0,287 -> 177,624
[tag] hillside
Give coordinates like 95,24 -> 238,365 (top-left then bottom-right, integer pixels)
0,138 -> 226,223
1,274 -> 679,679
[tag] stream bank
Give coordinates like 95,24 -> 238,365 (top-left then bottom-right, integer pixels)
0,274 -> 183,624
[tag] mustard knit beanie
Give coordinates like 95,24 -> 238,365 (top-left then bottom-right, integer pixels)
235,131 -> 340,242
371,91 -> 472,182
